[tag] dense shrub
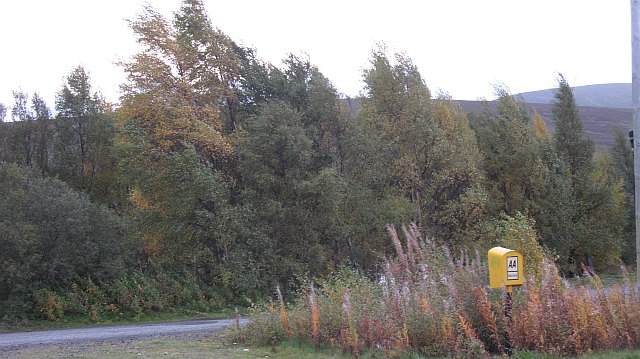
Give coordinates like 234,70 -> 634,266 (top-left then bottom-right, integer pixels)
486,212 -> 546,280
60,270 -> 223,320
0,163 -> 233,321
0,163 -> 131,319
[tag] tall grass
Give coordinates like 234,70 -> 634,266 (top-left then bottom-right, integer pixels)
242,223 -> 640,358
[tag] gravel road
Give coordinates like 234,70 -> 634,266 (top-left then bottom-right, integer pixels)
0,318 -> 246,350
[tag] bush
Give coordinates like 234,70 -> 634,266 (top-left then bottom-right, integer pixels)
0,163 -> 131,320
0,162 -> 227,321
34,290 -> 66,321
487,212 -> 546,280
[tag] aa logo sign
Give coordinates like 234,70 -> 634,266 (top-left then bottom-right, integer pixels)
507,256 -> 518,280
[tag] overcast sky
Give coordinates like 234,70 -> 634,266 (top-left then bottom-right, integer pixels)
0,0 -> 631,114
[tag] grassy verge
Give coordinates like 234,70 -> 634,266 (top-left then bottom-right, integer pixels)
514,349 -> 640,359
570,269 -> 638,287
1,333 -> 353,359
0,307 -> 243,333
580,350 -> 640,359
4,335 -> 640,359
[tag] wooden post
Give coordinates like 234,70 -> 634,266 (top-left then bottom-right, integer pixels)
503,288 -> 513,356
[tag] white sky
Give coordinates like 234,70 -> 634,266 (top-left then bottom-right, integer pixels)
0,0 -> 631,115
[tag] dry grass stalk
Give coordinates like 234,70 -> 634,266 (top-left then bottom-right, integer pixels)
387,224 -> 410,275
473,287 -> 503,354
420,296 -> 430,315
441,308 -> 457,353
276,284 -> 291,338
309,281 -> 320,344
458,313 -> 480,342
401,224 -> 422,272
268,297 -> 276,315
342,288 -> 359,356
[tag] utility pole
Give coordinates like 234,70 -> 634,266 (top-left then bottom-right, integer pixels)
633,0 -> 640,286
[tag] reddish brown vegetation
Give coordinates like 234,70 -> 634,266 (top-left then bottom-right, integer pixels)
244,224 -> 640,357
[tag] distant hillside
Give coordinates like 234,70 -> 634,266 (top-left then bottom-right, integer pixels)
342,97 -> 632,148
517,83 -> 631,109
457,100 -> 632,148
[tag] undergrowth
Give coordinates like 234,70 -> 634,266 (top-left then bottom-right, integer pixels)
239,223 -> 640,358
1,270 -> 230,324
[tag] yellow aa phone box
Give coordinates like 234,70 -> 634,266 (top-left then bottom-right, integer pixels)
488,247 -> 523,289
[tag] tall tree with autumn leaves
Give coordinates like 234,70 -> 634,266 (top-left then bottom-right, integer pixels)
117,0 -> 239,285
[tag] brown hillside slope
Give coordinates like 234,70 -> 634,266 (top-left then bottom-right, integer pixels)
342,98 -> 631,148
457,100 -> 632,148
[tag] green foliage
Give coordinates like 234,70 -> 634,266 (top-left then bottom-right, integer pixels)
54,66 -> 121,202
487,213 -> 546,280
553,75 -> 595,180
549,77 -> 625,272
611,129 -> 634,199
238,102 -> 348,285
117,0 -> 252,300
34,290 -> 66,321
0,0 -> 633,327
578,152 -> 626,270
511,351 -> 562,359
0,91 -> 40,168
14,270 -> 226,322
0,163 -> 131,319
117,126 -> 234,274
354,46 -> 486,248
471,79 -> 628,274
472,86 -> 548,217
532,136 -> 577,270
0,69 -> 123,209
610,129 -> 635,264
470,87 -> 579,272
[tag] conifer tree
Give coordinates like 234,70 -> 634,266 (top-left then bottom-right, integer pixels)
553,75 -> 594,180
551,76 -> 623,271
533,116 -> 577,266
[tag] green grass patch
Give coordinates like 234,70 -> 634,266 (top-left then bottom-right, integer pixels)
512,349 -> 640,359
1,334 -> 358,359
580,350 -> 640,359
568,267 -> 637,288
5,335 -> 640,359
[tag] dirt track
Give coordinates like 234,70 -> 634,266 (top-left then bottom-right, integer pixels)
0,318 -> 244,350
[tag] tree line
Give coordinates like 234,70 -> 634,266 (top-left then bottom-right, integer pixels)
0,0 -> 634,319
